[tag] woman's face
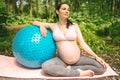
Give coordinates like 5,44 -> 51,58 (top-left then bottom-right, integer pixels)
56,4 -> 70,19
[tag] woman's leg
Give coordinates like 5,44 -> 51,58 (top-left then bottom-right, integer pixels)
42,57 -> 80,77
72,54 -> 106,75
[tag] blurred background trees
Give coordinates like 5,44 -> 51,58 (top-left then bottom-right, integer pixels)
1,0 -> 120,17
0,0 -> 120,54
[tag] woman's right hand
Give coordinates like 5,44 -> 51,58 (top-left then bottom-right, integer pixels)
40,26 -> 47,37
95,56 -> 107,68
33,21 -> 47,37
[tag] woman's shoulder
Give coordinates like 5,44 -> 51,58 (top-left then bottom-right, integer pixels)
49,23 -> 58,30
72,23 -> 81,31
72,23 -> 79,28
73,23 -> 78,26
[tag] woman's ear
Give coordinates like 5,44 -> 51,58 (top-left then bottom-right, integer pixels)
56,10 -> 59,15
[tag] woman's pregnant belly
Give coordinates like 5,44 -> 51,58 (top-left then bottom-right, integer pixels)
56,41 -> 80,64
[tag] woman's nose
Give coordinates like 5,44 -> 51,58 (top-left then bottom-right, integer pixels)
65,10 -> 69,13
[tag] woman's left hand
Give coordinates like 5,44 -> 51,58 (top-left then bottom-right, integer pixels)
95,56 -> 107,68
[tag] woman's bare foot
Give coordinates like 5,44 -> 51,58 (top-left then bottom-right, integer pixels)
77,69 -> 94,77
66,65 -> 71,69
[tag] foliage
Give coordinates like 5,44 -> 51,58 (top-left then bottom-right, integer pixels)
2,14 -> 40,26
0,27 -> 16,51
69,12 -> 115,54
80,23 -> 108,53
109,20 -> 120,45
0,0 -> 120,54
1,13 -> 56,27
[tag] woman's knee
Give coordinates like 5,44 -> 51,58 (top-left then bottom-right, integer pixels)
42,57 -> 66,75
42,60 -> 51,73
93,60 -> 106,74
95,66 -> 106,75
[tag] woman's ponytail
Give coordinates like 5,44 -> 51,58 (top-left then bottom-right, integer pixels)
66,19 -> 73,28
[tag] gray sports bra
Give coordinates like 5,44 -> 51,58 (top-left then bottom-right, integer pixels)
52,23 -> 77,41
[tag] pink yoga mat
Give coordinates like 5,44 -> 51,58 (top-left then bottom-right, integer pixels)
0,55 -> 118,79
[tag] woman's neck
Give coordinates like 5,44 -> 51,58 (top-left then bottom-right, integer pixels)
58,18 -> 67,26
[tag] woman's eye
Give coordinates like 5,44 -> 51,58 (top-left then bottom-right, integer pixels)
62,8 -> 70,11
62,8 -> 66,10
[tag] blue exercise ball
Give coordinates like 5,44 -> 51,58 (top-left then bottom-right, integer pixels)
12,25 -> 56,68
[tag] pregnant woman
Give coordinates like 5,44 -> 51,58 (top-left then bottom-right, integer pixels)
33,3 -> 107,77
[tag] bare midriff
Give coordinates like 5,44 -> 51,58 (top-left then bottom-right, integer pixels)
56,40 -> 80,64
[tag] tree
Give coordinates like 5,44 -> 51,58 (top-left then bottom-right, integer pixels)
36,0 -> 38,17
19,0 -> 23,14
12,0 -> 17,14
30,0 -> 33,17
6,0 -> 10,13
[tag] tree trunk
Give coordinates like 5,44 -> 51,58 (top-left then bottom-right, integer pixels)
30,0 -> 33,17
36,0 -> 38,17
111,0 -> 115,15
19,0 -> 23,15
115,0 -> 120,16
6,0 -> 10,13
12,0 -> 17,14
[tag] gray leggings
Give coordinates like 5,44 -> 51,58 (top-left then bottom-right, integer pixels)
42,55 -> 106,77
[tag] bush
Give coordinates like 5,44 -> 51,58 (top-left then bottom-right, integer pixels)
109,21 -> 120,45
0,26 -> 17,51
1,12 -> 119,54
3,14 -> 41,26
79,22 -> 110,54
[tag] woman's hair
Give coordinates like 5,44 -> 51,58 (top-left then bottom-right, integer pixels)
55,3 -> 73,28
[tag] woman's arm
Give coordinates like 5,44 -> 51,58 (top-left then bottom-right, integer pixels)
33,21 -> 54,28
33,21 -> 55,37
74,23 -> 107,68
74,23 -> 97,57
